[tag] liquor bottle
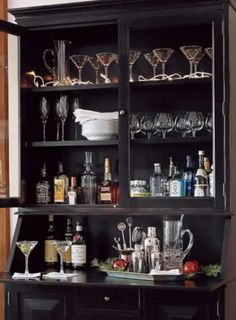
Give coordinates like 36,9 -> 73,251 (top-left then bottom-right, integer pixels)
209,164 -> 214,197
0,160 -> 7,198
67,176 -> 78,205
169,166 -> 184,197
71,221 -> 87,269
204,157 -> 212,175
44,214 -> 58,266
194,150 -> 209,197
165,157 -> 175,196
53,161 -> 69,204
144,227 -> 160,272
97,158 -> 114,204
63,216 -> 73,268
149,163 -> 163,197
81,152 -> 97,204
112,179 -> 120,205
183,155 -> 195,197
36,163 -> 51,204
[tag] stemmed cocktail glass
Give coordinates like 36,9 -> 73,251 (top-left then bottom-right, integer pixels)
154,113 -> 174,138
129,50 -> 141,82
153,48 -> 174,80
180,45 -> 202,78
192,50 -> 205,77
40,97 -> 50,141
70,55 -> 88,84
88,56 -> 103,84
16,240 -> 38,277
140,115 -> 155,139
54,240 -> 72,277
184,111 -> 204,137
144,52 -> 160,80
130,114 -> 141,139
205,113 -> 213,133
71,97 -> 80,140
56,95 -> 69,141
205,47 -> 213,59
96,52 -> 117,84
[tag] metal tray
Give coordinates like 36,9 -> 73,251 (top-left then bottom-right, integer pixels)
102,270 -> 189,281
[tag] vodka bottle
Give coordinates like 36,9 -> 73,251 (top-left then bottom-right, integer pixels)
150,163 -> 163,197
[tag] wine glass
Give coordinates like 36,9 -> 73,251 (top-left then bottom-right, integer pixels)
70,55 -> 88,84
192,50 -> 205,77
154,112 -> 174,138
140,115 -> 155,139
71,97 -> 80,140
180,45 -> 202,78
174,115 -> 191,138
54,240 -> 72,277
16,240 -> 38,277
129,50 -> 141,82
184,111 -> 204,137
144,52 -> 160,80
88,56 -> 103,84
205,113 -> 213,132
205,47 -> 213,59
56,95 -> 69,141
96,52 -> 117,84
153,48 -> 174,80
40,97 -> 50,141
130,114 -> 141,139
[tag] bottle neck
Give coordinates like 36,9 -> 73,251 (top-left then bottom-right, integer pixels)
104,158 -> 112,181
186,156 -> 193,169
154,164 -> 161,174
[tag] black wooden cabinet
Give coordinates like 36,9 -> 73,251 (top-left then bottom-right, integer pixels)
1,1 -> 236,320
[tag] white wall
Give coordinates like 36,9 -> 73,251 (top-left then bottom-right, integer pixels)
8,0 -> 94,9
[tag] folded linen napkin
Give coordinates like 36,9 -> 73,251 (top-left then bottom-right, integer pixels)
42,272 -> 78,279
73,108 -> 118,124
12,272 -> 41,279
149,269 -> 180,275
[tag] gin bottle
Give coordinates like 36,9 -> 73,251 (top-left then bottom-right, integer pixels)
81,152 -> 97,204
194,150 -> 209,197
150,163 -> 163,197
183,155 -> 195,197
169,166 -> 184,197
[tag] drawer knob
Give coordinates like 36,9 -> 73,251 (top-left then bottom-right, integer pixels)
104,296 -> 111,302
119,110 -> 125,115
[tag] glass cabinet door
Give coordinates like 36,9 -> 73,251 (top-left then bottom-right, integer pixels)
0,20 -> 22,206
125,12 -> 224,210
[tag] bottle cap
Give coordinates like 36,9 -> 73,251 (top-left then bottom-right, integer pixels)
147,226 -> 156,237
70,176 -> 77,187
85,151 -> 93,164
198,150 -> 205,156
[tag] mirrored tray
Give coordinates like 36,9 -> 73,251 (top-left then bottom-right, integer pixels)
101,269 -> 190,282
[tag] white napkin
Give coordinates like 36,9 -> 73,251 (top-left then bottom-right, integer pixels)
42,272 -> 77,279
73,108 -> 118,124
12,272 -> 41,279
149,269 -> 180,275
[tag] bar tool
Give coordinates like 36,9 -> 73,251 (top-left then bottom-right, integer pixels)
117,222 -> 127,251
126,216 -> 134,249
114,236 -> 122,251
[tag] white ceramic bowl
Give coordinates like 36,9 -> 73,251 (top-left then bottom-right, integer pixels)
81,119 -> 118,140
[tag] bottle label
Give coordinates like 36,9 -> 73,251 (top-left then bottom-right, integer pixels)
99,186 -> 112,202
71,244 -> 86,266
44,240 -> 58,263
194,185 -> 206,197
170,180 -> 182,197
68,190 -> 77,205
54,179 -> 65,203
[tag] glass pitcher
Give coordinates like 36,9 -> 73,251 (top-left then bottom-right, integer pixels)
162,219 -> 193,272
43,40 -> 71,86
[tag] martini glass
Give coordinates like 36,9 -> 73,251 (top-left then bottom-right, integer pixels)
70,55 -> 88,84
16,240 -> 38,277
205,113 -> 213,133
40,97 -> 50,141
54,240 -> 72,277
192,50 -> 205,77
88,56 -> 103,84
153,48 -> 174,80
128,50 -> 141,82
205,47 -> 213,59
96,52 -> 117,84
180,45 -> 202,78
144,52 -> 160,80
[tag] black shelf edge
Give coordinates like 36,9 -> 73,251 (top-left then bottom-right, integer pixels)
0,198 -> 21,208
131,136 -> 212,145
130,77 -> 212,88
16,205 -> 231,216
25,140 -> 119,147
23,83 -> 119,93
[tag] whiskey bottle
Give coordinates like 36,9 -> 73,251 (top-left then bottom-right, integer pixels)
63,216 -> 73,268
81,152 -> 97,204
54,161 -> 69,203
36,163 -> 51,204
183,155 -> 195,197
71,221 -> 87,269
169,166 -> 184,197
0,160 -> 7,198
149,163 -> 163,197
67,176 -> 78,205
44,214 -> 58,266
194,150 -> 209,197
97,158 -> 114,204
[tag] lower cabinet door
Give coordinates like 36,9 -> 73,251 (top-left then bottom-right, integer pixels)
6,284 -> 74,320
77,311 -> 139,320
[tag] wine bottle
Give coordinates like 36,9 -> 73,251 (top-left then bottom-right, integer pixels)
63,216 -> 73,268
44,214 -> 58,266
71,221 -> 87,269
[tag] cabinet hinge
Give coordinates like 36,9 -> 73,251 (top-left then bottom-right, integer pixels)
217,299 -> 220,318
7,291 -> 11,306
222,100 -> 226,116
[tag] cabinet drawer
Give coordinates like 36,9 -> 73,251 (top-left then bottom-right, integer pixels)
77,287 -> 139,311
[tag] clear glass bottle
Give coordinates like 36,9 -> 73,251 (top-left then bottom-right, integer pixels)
64,216 -> 73,268
53,161 -> 69,204
44,214 -> 58,266
81,152 -> 97,204
71,221 -> 87,269
194,150 -> 209,197
97,158 -> 114,204
149,163 -> 163,197
165,157 -> 175,196
144,227 -> 160,272
183,155 -> 195,197
169,166 -> 184,197
36,163 -> 51,204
